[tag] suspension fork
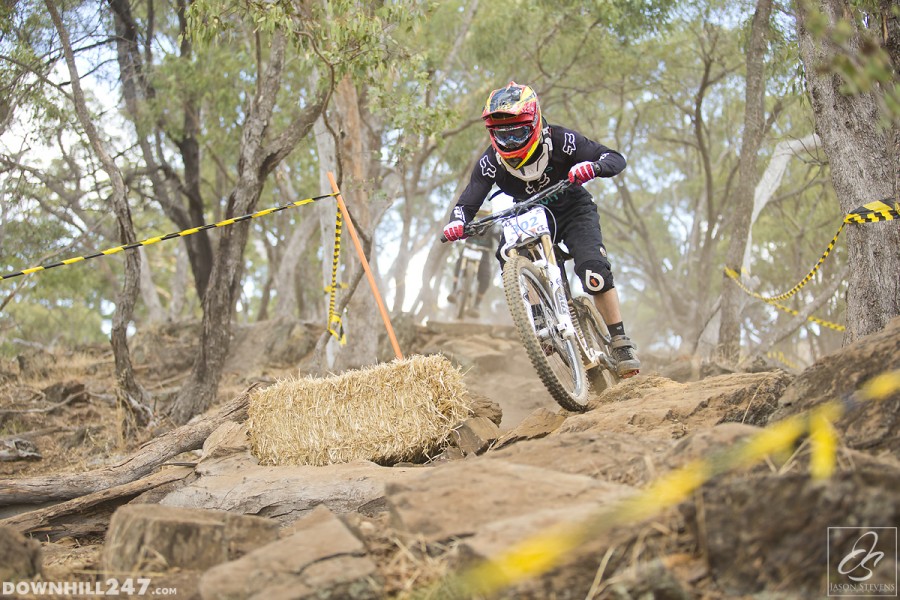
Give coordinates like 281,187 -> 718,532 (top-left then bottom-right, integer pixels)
533,234 -> 576,339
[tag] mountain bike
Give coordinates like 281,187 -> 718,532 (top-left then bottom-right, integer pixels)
449,243 -> 492,320
442,180 -> 620,411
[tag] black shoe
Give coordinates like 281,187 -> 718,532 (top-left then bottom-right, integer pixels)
610,335 -> 641,377
447,292 -> 458,305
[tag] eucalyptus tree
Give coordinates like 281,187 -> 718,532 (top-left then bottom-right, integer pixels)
794,0 -> 900,342
0,2 -> 155,423
46,1 -> 152,426
108,0 -> 216,302
717,0 -> 775,364
165,0 -> 439,421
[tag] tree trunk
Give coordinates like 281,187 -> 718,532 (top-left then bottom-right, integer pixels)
717,0 -> 774,364
109,0 -> 214,301
271,164 -> 320,318
168,33 -> 330,424
139,247 -> 166,324
328,76 -> 382,370
743,134 -> 820,267
169,241 -> 190,320
313,111 -> 342,368
795,0 -> 900,343
47,1 -> 151,427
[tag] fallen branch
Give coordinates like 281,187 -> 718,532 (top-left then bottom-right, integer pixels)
0,388 -> 252,507
0,466 -> 194,539
0,427 -> 71,443
0,390 -> 86,417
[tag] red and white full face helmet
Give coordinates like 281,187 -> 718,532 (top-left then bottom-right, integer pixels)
482,81 -> 544,170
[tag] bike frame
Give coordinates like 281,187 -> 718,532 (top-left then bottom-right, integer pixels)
469,181 -> 608,371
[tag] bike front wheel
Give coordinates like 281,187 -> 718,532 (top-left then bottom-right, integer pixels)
502,255 -> 590,412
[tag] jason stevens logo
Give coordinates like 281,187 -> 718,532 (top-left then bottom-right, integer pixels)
828,527 -> 898,597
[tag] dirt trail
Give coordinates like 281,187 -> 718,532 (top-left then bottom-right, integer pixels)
0,317 -> 898,599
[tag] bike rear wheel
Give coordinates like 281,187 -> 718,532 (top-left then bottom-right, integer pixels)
573,296 -> 620,394
502,255 -> 590,411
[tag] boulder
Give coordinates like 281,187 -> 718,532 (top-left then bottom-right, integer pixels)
199,505 -> 381,600
102,504 -> 278,573
386,458 -> 634,553
682,463 -> 900,595
769,317 -> 900,457
489,429 -> 672,486
493,407 -> 566,449
566,372 -> 792,439
160,457 -> 419,524
452,417 -> 501,456
0,526 -> 41,581
469,392 -> 503,426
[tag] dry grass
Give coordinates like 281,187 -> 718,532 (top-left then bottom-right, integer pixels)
248,354 -> 472,466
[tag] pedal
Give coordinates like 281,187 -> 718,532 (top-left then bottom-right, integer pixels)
620,369 -> 640,379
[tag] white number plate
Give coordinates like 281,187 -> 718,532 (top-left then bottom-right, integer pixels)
502,207 -> 550,245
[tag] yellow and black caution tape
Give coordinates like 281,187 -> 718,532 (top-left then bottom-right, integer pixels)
766,350 -> 802,371
724,199 -> 899,330
418,369 -> 900,599
0,192 -> 339,281
325,204 -> 346,345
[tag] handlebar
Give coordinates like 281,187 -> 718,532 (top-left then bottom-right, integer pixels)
440,179 -> 573,243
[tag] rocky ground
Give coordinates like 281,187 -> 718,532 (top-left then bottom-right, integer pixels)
0,316 -> 898,599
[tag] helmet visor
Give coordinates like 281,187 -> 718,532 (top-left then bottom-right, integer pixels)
490,124 -> 533,151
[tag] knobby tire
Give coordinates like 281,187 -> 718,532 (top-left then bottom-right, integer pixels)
502,255 -> 590,412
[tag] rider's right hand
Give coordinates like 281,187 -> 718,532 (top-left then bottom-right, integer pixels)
443,220 -> 467,242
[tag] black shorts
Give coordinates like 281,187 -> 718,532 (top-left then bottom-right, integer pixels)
494,186 -> 613,289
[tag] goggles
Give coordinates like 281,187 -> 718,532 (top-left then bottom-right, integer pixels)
490,124 -> 534,151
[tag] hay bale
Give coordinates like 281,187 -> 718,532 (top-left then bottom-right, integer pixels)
248,355 -> 471,466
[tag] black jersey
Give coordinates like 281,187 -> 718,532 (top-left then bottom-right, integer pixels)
453,124 -> 626,222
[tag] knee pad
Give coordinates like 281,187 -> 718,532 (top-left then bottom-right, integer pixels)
576,259 -> 614,294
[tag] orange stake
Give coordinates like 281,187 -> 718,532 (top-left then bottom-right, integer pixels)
327,172 -> 404,360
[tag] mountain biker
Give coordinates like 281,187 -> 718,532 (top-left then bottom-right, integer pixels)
442,81 -> 640,377
447,209 -> 497,317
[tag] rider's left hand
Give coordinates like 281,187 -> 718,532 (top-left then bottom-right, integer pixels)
568,161 -> 599,185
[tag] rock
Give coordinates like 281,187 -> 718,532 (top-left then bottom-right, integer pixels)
41,381 -> 88,405
102,504 -> 278,573
452,417 -> 501,455
604,558 -> 694,600
200,422 -> 252,462
489,429 -> 671,486
494,407 -> 566,449
0,438 -> 41,462
469,392 -> 503,426
199,505 -> 381,600
0,526 -> 41,581
566,372 -> 792,440
429,446 -> 466,463
386,458 -> 633,551
661,422 -> 761,470
769,317 -> 900,457
681,463 -> 900,595
160,458 -> 419,525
